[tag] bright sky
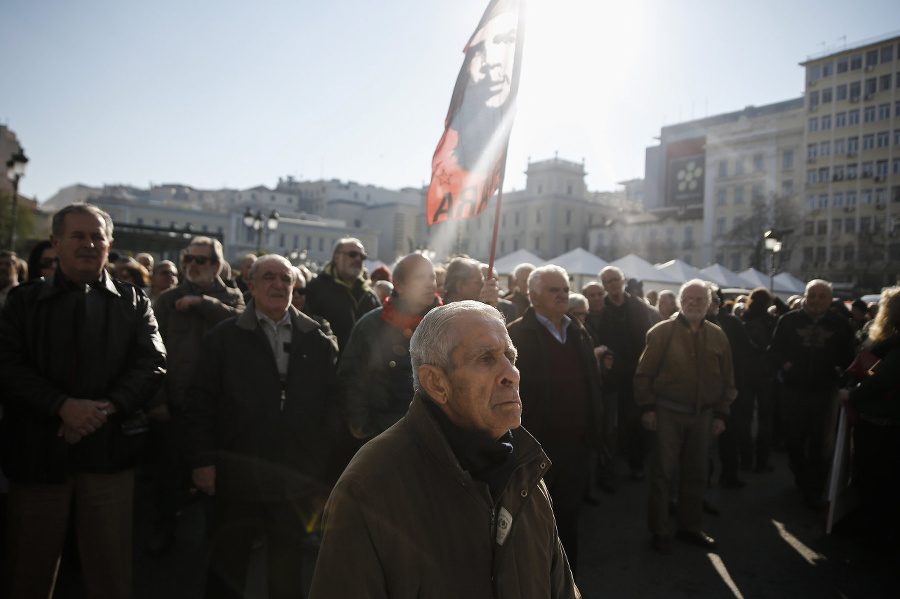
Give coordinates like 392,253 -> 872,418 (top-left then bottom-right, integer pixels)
4,0 -> 899,203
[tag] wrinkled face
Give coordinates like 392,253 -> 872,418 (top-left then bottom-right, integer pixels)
250,260 -> 294,319
291,276 -> 306,311
0,256 -> 15,287
39,247 -> 58,278
679,284 -> 710,323
646,290 -> 659,306
530,272 -> 570,321
583,284 -> 605,312
805,283 -> 833,317
333,242 -> 366,282
183,244 -> 218,288
569,303 -> 587,323
457,268 -> 485,301
658,294 -> 677,318
601,271 -> 625,298
707,293 -> 721,316
442,314 -> 521,439
395,258 -> 436,314
241,256 -> 256,279
52,212 -> 111,283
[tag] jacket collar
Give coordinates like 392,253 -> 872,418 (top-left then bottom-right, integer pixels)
237,297 -> 319,334
38,269 -> 120,302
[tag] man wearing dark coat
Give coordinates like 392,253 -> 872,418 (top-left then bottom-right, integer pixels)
0,203 -> 166,598
185,254 -> 339,599
507,265 -> 604,577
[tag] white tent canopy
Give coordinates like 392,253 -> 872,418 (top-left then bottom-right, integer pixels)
491,249 -> 546,275
739,268 -> 770,290
774,272 -> 806,295
699,264 -> 749,289
610,254 -> 681,292
654,259 -> 707,285
549,248 -> 609,276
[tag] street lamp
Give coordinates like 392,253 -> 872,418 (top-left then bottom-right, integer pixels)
764,230 -> 784,292
242,208 -> 279,253
6,149 -> 28,250
289,247 -> 308,265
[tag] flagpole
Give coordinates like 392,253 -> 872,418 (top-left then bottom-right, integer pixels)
486,185 -> 503,277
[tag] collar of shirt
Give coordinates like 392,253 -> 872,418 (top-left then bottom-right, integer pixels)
256,309 -> 292,330
535,311 -> 571,344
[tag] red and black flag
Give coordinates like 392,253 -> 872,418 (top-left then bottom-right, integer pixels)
426,0 -> 525,226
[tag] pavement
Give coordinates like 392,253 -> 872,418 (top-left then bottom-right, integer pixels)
43,450 -> 900,598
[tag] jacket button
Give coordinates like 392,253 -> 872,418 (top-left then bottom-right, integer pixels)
389,361 -> 396,368
540,462 -> 547,469
520,490 -> 528,497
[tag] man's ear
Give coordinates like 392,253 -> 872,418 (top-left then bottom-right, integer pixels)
419,365 -> 450,405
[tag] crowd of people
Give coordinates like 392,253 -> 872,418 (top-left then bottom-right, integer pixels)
0,202 -> 897,599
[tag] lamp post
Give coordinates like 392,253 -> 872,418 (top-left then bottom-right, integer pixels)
764,229 -> 785,292
242,208 -> 279,253
6,149 -> 29,250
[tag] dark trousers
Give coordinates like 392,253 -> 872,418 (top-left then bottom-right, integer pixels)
541,443 -> 589,577
6,470 -> 135,599
617,379 -> 649,472
853,420 -> 900,542
719,385 -> 754,480
781,386 -> 839,503
146,407 -> 189,535
205,498 -> 319,599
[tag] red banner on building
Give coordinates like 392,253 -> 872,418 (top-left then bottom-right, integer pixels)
425,0 -> 525,226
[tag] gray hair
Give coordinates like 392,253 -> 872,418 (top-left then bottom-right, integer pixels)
410,300 -> 507,396
527,264 -> 569,294
152,260 -> 177,276
513,262 -> 535,280
248,254 -> 296,284
677,278 -> 712,310
599,265 -> 624,283
52,204 -> 114,241
805,278 -> 832,295
187,236 -> 225,275
659,289 -> 676,302
332,237 -> 364,256
568,293 -> 588,312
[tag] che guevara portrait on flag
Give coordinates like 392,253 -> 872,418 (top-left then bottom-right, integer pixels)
426,0 -> 524,226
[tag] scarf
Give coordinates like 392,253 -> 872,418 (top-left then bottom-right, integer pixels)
380,292 -> 442,331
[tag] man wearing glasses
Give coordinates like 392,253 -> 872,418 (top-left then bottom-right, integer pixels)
147,236 -> 244,556
305,237 -> 380,355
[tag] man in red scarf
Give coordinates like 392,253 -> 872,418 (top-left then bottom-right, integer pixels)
338,253 -> 442,440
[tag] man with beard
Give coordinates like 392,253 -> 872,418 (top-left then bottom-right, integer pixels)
634,279 -> 735,554
305,238 -> 380,356
339,253 -> 441,440
147,236 -> 244,556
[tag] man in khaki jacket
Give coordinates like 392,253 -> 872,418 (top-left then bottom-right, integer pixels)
634,279 -> 736,555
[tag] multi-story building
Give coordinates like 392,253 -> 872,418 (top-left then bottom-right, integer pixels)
799,33 -> 900,292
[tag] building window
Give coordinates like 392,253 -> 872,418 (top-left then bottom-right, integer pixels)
896,101 -> 900,117
879,103 -> 891,120
735,159 -> 745,175
896,129 -> 900,146
866,50 -> 879,67
821,115 -> 831,130
566,210 -> 572,225
863,134 -> 875,150
835,138 -> 845,155
808,64 -> 821,83
819,141 -> 830,157
862,162 -> 874,177
877,160 -> 888,177
807,144 -> 818,160
806,195 -> 816,211
822,88 -> 833,103
881,75 -> 893,92
819,194 -> 829,209
864,106 -> 876,122
834,165 -> 844,180
850,54 -> 862,70
135,217 -> 144,225
804,220 -> 815,235
850,81 -> 862,100
807,170 -> 817,185
822,60 -> 834,76
849,109 -> 860,125
717,189 -> 727,205
782,180 -> 794,196
862,189 -> 873,205
847,191 -> 857,207
837,57 -> 849,73
752,184 -> 764,202
848,136 -> 859,154
848,164 -> 858,178
865,78 -> 878,96
878,131 -> 890,148
718,160 -> 728,177
809,90 -> 820,108
836,84 -> 847,101
535,210 -> 541,224
835,112 -> 846,128
735,186 -> 745,203
894,158 -> 900,174
753,154 -> 764,172
881,45 -> 894,63
817,220 -> 827,235
819,168 -> 830,183
782,149 -> 794,169
716,217 -> 726,236
845,218 -> 856,233
833,192 -> 843,208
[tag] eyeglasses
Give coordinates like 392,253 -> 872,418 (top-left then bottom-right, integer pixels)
183,255 -> 212,265
337,250 -> 368,260
39,257 -> 59,268
292,288 -> 307,296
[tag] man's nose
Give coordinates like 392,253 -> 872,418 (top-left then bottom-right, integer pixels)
500,360 -> 520,387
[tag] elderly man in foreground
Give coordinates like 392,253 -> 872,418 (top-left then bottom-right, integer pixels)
634,279 -> 736,555
309,301 -> 579,599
